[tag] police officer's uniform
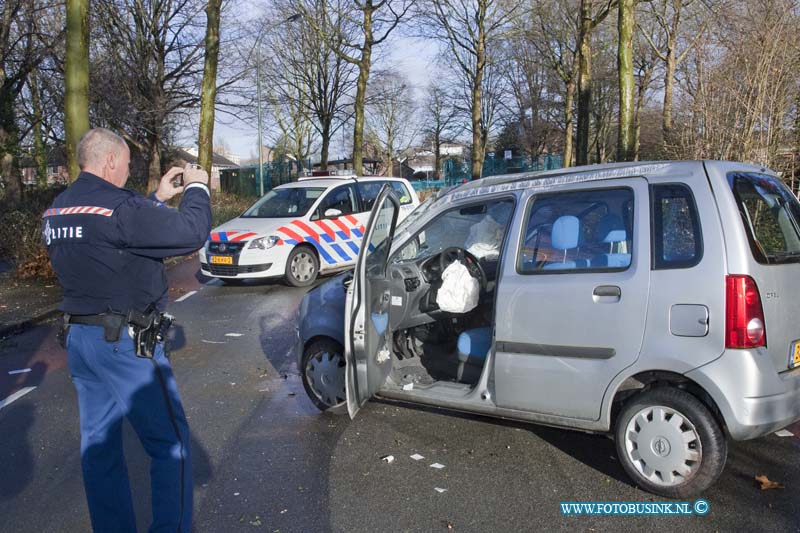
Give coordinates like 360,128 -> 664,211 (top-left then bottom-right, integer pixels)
44,171 -> 211,532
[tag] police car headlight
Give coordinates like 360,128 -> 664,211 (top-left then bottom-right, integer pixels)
249,235 -> 279,250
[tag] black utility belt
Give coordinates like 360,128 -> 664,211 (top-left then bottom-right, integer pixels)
67,307 -> 174,358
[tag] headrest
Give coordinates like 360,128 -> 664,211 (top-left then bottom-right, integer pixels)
598,214 -> 627,243
551,215 -> 580,250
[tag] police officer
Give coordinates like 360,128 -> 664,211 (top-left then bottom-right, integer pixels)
44,128 -> 211,532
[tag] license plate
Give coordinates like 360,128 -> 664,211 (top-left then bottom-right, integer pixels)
791,341 -> 800,368
210,255 -> 233,265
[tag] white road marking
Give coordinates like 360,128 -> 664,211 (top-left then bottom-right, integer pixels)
224,333 -> 243,337
8,368 -> 32,375
201,340 -> 226,344
0,386 -> 37,411
775,429 -> 794,437
175,290 -> 197,303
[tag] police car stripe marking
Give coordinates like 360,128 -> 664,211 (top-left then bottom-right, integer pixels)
329,243 -> 351,262
292,221 -> 320,243
313,220 -> 337,241
346,241 -> 360,255
352,228 -> 364,238
309,240 -> 337,264
345,215 -> 359,226
331,218 -> 350,237
230,232 -> 256,242
278,226 -> 305,244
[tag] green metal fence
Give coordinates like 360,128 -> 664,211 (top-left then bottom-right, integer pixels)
219,158 -> 311,197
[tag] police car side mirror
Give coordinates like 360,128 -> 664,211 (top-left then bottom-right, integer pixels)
324,208 -> 342,218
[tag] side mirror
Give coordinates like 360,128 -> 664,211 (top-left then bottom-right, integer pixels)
324,208 -> 343,218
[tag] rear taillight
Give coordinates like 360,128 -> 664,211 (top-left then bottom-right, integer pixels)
725,275 -> 766,348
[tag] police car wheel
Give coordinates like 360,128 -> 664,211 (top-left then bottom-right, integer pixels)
301,338 -> 347,415
285,246 -> 319,287
614,387 -> 727,499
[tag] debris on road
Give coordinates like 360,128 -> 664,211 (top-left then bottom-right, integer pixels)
8,368 -> 32,375
201,340 -> 226,344
430,463 -> 445,469
410,453 -> 425,461
402,383 -> 414,391
225,333 -> 243,337
434,487 -> 447,493
755,475 -> 784,490
774,429 -> 794,437
381,455 -> 395,464
288,392 -> 296,397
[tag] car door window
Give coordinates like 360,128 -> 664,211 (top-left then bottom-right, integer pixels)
652,184 -> 703,269
314,185 -> 356,220
518,188 -> 634,273
357,182 -> 385,212
389,182 -> 413,205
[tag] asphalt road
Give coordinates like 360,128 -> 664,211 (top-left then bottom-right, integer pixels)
0,258 -> 798,532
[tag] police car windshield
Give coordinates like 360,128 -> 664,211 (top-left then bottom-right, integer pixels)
241,187 -> 326,218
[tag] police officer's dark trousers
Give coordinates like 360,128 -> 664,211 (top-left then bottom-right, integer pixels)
67,324 -> 192,532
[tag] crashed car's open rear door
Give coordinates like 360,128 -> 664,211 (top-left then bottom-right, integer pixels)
344,185 -> 400,418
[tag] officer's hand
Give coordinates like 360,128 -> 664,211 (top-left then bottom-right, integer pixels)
154,167 -> 185,202
183,164 -> 209,186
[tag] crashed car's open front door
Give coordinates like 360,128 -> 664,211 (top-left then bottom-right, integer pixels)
344,185 -> 400,418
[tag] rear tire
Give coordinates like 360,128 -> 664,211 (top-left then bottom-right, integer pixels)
614,387 -> 727,498
301,338 -> 347,415
285,246 -> 319,287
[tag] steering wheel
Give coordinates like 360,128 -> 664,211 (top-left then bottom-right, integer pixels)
439,247 -> 487,291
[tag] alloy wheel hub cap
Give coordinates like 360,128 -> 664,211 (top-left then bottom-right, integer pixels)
624,405 -> 702,486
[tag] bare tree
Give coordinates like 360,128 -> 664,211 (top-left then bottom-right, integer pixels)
638,0 -> 715,140
65,0 -> 89,181
418,0 -> 525,179
92,0 -> 206,191
0,0 -> 62,199
263,1 -> 356,168
267,84 -> 317,173
422,84 -> 460,178
365,69 -> 419,175
617,0 -> 637,161
297,0 -> 413,175
197,0 -> 223,174
576,0 -> 616,165
528,0 -> 580,166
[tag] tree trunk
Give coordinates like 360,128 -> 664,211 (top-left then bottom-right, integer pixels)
0,93 -> 22,200
663,47 -> 676,142
471,13 -> 487,181
320,120 -> 331,168
65,0 -> 90,182
617,0 -> 636,162
352,60 -> 370,176
434,137 -> 442,179
197,0 -> 222,179
576,0 -> 593,166
147,131 -> 161,192
564,78 -> 576,167
30,73 -> 47,186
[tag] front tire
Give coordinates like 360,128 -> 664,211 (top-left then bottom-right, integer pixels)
301,338 -> 347,415
614,387 -> 727,498
285,246 -> 319,287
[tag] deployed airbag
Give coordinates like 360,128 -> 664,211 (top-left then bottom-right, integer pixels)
436,261 -> 479,313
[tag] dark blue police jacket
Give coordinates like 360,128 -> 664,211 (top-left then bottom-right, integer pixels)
43,171 -> 212,315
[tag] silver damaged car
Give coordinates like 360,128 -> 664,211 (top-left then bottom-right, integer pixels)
296,161 -> 800,498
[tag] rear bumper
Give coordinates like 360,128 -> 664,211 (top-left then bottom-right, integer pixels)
686,349 -> 800,440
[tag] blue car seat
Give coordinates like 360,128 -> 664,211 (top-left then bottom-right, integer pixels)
592,214 -> 631,268
456,326 -> 492,382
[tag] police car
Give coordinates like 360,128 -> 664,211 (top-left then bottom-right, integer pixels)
199,174 -> 419,286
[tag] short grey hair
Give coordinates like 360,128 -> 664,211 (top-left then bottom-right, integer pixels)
77,128 -> 128,169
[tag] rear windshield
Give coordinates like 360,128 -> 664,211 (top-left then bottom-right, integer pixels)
728,173 -> 800,264
241,187 -> 325,218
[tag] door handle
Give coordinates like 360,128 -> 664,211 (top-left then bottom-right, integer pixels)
593,285 -> 621,302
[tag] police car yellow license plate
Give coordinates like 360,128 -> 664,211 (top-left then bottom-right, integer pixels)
791,341 -> 800,368
210,255 -> 233,265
